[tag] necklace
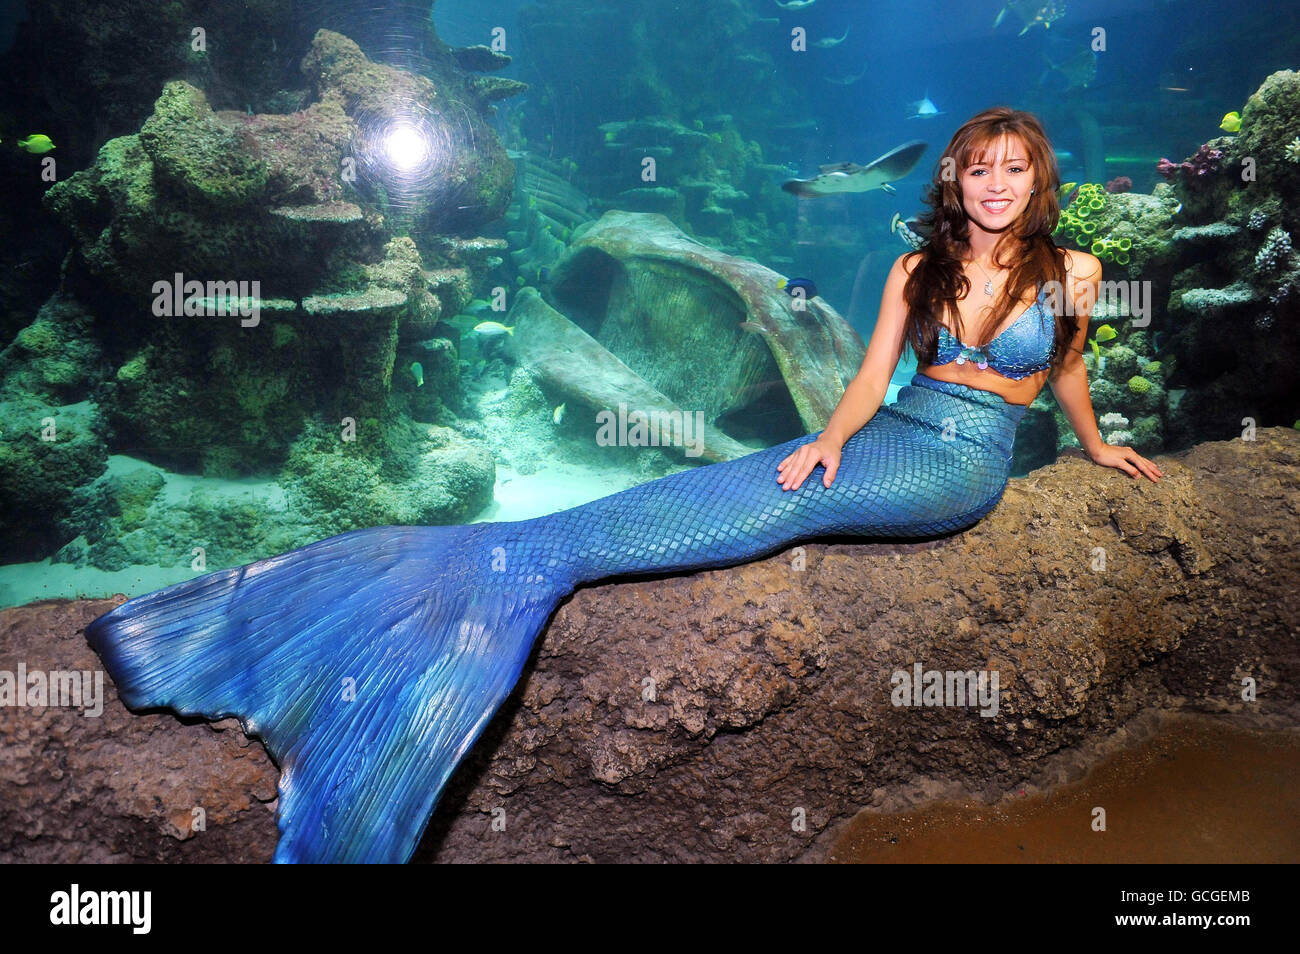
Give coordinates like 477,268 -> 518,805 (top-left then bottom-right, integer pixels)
969,257 -> 1000,297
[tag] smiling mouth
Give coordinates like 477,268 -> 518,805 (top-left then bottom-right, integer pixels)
981,199 -> 1013,212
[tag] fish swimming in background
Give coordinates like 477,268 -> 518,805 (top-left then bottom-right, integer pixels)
890,212 -> 928,250
994,0 -> 1066,35
17,134 -> 55,153
773,0 -> 817,9
410,362 -> 424,387
473,320 -> 514,337
1219,110 -> 1242,133
1057,181 -> 1079,206
812,27 -> 850,48
823,65 -> 868,85
778,277 -> 818,299
1038,48 -> 1097,90
782,140 -> 927,197
906,93 -> 945,120
1094,323 -> 1118,344
552,403 -> 566,425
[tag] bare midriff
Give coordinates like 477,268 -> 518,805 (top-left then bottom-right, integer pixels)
916,290 -> 1051,407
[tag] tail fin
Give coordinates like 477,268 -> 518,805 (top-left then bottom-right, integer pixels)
85,524 -> 564,863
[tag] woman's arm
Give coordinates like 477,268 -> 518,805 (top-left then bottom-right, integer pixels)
1048,251 -> 1106,457
1049,251 -> 1163,482
820,253 -> 913,448
777,253 -> 913,490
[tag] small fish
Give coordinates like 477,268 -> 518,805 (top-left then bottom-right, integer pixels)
778,277 -> 818,299
1057,181 -> 1079,206
812,27 -> 850,48
774,0 -> 817,9
1088,337 -> 1100,362
473,320 -> 514,337
465,298 -> 495,315
16,134 -> 55,153
906,93 -> 945,120
552,403 -> 566,425
890,212 -> 927,250
995,0 -> 1066,36
410,361 -> 424,387
538,266 -> 550,283
783,140 -> 927,197
1219,110 -> 1241,133
1094,323 -> 1118,343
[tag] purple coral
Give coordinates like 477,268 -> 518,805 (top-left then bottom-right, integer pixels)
1188,143 -> 1225,177
1104,176 -> 1132,193
1156,144 -> 1225,185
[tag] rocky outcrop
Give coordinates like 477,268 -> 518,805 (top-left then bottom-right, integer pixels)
550,211 -> 867,446
2,428 -> 1297,863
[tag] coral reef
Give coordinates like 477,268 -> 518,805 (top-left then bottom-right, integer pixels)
0,25 -> 529,572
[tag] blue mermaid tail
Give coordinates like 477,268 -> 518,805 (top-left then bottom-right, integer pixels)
85,373 -> 1027,862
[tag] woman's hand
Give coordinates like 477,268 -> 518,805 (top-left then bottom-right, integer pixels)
777,436 -> 843,490
1088,442 -> 1163,482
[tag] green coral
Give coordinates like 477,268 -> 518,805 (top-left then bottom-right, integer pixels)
1127,375 -> 1152,394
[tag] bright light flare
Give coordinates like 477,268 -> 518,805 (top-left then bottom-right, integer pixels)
383,123 -> 432,171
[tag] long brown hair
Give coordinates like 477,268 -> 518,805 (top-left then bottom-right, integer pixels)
904,107 -> 1075,373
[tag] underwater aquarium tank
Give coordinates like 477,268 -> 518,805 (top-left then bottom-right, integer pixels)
0,0 -> 1297,880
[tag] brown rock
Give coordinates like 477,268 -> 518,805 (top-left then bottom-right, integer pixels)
3,429 -> 1297,863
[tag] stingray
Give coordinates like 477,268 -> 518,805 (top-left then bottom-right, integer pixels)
782,140 -> 928,198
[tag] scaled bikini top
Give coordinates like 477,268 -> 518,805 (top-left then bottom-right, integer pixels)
931,283 -> 1057,380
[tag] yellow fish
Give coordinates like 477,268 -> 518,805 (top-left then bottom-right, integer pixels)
473,320 -> 514,337
1094,323 -> 1118,343
1219,111 -> 1241,133
17,134 -> 55,153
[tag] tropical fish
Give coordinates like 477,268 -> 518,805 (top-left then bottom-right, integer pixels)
1219,110 -> 1241,133
465,298 -> 495,315
782,140 -> 927,197
823,65 -> 868,85
906,93 -> 945,120
16,134 -> 55,153
1057,181 -> 1079,206
890,212 -> 927,250
1094,323 -> 1117,343
1039,48 -> 1097,90
1088,337 -> 1100,362
410,362 -> 424,387
812,27 -> 850,48
473,320 -> 514,337
778,277 -> 818,299
994,0 -> 1066,35
774,0 -> 817,9
552,403 -> 566,425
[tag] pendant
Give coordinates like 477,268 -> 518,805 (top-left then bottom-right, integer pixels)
984,279 -> 994,296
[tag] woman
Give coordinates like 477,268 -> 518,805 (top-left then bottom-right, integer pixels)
779,106 -> 1162,496
88,107 -> 1162,865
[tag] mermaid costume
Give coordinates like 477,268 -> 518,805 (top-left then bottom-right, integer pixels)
86,285 -> 1057,862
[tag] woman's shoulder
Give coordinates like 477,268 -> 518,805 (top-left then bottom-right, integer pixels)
896,249 -> 924,277
1062,247 -> 1102,281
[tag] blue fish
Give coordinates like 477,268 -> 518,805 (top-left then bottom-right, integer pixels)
779,277 -> 818,299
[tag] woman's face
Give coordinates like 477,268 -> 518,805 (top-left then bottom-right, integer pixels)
959,135 -> 1035,233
